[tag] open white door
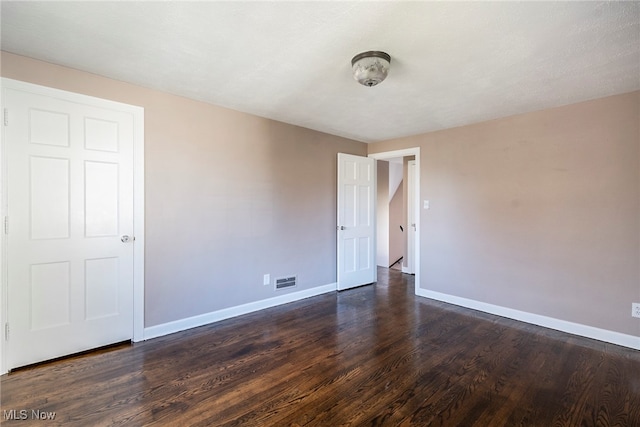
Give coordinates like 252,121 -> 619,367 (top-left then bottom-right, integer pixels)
337,153 -> 376,290
3,80 -> 142,370
406,160 -> 417,274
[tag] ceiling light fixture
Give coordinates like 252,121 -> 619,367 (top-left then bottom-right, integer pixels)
351,51 -> 391,87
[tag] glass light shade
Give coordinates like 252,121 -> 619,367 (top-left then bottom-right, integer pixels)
351,51 -> 391,87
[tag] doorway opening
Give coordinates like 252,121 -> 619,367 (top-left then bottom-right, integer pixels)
369,148 -> 420,295
375,157 -> 406,271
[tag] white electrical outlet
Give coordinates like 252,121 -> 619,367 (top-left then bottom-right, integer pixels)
633,303 -> 640,318
263,274 -> 270,286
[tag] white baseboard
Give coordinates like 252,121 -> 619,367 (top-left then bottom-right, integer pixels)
416,288 -> 640,351
143,283 -> 336,340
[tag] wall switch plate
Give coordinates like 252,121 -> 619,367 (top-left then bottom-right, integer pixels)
423,200 -> 430,210
632,303 -> 640,318
263,274 -> 270,286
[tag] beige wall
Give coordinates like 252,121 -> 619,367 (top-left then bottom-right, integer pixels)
1,52 -> 366,327
369,91 -> 640,336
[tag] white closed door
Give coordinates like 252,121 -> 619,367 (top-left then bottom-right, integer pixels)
337,153 -> 376,291
4,83 -> 135,369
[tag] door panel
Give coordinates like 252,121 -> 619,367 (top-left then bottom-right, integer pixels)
30,261 -> 71,330
5,86 -> 135,369
85,160 -> 119,236
30,156 -> 70,239
337,153 -> 376,290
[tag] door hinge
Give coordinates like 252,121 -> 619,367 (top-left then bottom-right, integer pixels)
3,216 -> 7,235
5,323 -> 9,341
3,108 -> 8,126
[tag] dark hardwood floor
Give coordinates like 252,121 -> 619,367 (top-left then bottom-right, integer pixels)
2,267 -> 640,426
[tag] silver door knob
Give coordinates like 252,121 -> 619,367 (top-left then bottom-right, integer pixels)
337,226 -> 346,231
121,235 -> 131,243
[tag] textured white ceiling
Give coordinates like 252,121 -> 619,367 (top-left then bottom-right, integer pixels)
2,1 -> 639,142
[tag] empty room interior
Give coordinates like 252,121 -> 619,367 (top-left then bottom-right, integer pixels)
1,2 -> 639,426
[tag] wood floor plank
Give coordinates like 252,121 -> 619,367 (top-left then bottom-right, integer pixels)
2,268 -> 640,426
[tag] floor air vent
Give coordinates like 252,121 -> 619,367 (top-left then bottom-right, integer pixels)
275,276 -> 297,290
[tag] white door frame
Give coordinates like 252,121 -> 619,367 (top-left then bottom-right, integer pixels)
369,148 -> 420,294
0,78 -> 145,374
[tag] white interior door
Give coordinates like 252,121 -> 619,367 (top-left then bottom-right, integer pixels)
406,160 -> 416,275
4,83 -> 136,369
337,153 -> 376,290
